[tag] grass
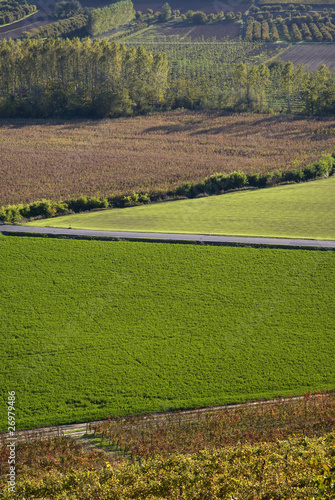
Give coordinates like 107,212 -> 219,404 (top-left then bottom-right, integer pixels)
30,176 -> 335,241
1,236 -> 334,430
1,112 -> 335,206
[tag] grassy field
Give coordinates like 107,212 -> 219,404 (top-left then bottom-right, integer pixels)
1,235 -> 334,430
31,177 -> 335,241
1,112 -> 335,206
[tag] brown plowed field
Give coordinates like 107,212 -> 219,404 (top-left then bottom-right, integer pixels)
157,22 -> 242,40
0,12 -> 51,40
1,111 -> 335,206
278,44 -> 335,71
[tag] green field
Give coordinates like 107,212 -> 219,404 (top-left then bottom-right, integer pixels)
1,235 -> 334,430
30,177 -> 335,240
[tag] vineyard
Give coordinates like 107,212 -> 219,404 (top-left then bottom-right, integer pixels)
1,236 -> 335,430
88,391 -> 335,457
1,424 -> 335,498
0,112 -> 334,206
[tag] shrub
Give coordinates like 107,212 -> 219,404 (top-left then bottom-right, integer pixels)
303,163 -> 317,180
227,171 -> 248,189
314,154 -> 335,177
247,173 -> 261,187
284,169 -> 304,182
191,11 -> 207,24
0,205 -> 22,223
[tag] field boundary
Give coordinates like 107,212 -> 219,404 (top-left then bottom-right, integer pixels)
0,393 -> 323,442
2,226 -> 335,249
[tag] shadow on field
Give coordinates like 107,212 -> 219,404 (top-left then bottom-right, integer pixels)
0,119 -> 101,129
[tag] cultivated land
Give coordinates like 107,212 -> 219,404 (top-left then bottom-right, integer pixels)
1,112 -> 335,206
117,21 -> 243,41
32,177 -> 335,241
1,432 -> 335,498
1,235 -> 334,430
278,44 -> 335,71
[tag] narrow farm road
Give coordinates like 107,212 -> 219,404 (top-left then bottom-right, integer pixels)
2,395 -> 308,443
2,225 -> 335,248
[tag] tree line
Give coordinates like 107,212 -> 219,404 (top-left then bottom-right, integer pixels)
0,39 -> 334,117
0,38 -> 168,117
87,0 -> 135,36
0,0 -> 36,26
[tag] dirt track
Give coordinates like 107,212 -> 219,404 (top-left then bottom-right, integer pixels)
1,394 -> 307,443
0,12 -> 53,39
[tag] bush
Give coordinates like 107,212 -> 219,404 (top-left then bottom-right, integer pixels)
284,169 -> 304,182
67,196 -> 108,212
314,154 -> 335,177
227,171 -> 248,189
0,205 -> 22,223
247,173 -> 261,187
303,163 -> 317,180
191,11 -> 207,24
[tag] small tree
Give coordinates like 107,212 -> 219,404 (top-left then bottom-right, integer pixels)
158,3 -> 172,22
192,11 -> 207,24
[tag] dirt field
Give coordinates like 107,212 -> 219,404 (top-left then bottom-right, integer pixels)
1,111 -> 335,206
188,22 -> 242,40
278,44 -> 335,71
0,12 -> 51,40
141,21 -> 242,40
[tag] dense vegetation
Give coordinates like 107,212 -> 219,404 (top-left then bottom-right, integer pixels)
0,38 -> 168,117
2,152 -> 334,223
31,176 -> 335,241
1,35 -> 335,117
0,431 -> 334,498
0,0 -> 36,25
21,13 -> 89,39
245,12 -> 335,42
1,237 -> 335,430
87,0 -> 135,36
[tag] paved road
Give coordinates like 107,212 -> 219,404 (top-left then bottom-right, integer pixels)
2,225 -> 335,248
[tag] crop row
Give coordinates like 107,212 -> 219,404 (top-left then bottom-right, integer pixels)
91,391 -> 335,459
0,432 -> 334,498
245,17 -> 335,42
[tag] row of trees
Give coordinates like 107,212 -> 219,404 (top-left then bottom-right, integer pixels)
87,0 -> 135,36
233,61 -> 335,114
21,12 -> 89,39
134,4 -> 241,24
0,39 -> 335,117
245,15 -> 335,42
0,0 -> 36,26
0,38 -> 168,116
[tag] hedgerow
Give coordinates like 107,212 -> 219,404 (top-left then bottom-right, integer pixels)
1,154 -> 333,223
